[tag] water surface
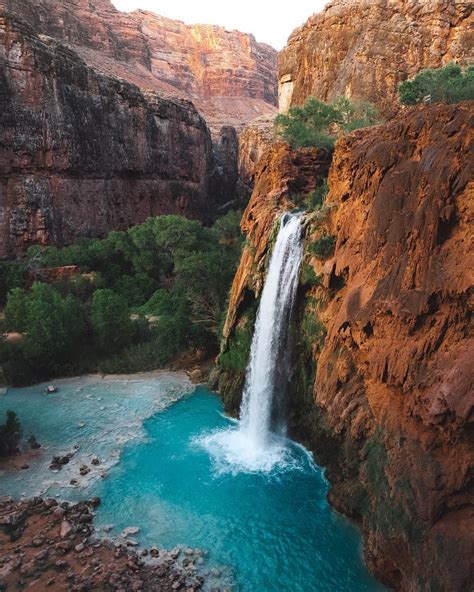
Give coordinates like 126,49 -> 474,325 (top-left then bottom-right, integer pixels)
0,379 -> 383,591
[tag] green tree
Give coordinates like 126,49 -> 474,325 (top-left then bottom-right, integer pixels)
5,283 -> 85,369
91,289 -> 133,352
275,96 -> 379,150
0,261 -> 28,306
398,63 -> 474,105
0,410 -> 23,455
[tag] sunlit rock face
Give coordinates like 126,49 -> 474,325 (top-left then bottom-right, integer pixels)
219,102 -> 474,591
279,0 -> 474,117
1,0 -> 278,129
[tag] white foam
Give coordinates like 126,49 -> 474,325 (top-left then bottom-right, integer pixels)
196,427 -> 307,476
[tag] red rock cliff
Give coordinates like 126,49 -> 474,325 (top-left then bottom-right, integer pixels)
279,0 -> 474,117
0,12 -> 218,258
218,103 -> 474,590
2,0 -> 278,129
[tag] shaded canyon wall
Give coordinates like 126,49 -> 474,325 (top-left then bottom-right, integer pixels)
0,13 -> 217,258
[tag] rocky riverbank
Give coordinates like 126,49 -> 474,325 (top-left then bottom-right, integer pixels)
0,496 -> 204,591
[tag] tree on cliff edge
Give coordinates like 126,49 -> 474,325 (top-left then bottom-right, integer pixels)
275,96 -> 379,150
398,63 -> 474,105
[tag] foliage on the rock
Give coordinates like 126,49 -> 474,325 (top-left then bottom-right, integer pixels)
309,235 -> 336,259
398,63 -> 474,105
275,96 -> 379,150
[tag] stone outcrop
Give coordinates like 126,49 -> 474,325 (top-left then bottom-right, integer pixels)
237,117 -> 276,198
0,12 -> 222,258
279,0 -> 474,117
1,0 -> 278,129
218,103 -> 474,590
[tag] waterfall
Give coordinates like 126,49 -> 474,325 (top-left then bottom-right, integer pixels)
199,212 -> 304,472
239,212 -> 304,449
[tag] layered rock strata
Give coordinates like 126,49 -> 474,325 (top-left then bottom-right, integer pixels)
0,13 -> 219,258
237,117 -> 276,197
218,103 -> 474,590
279,0 -> 474,117
1,0 -> 278,129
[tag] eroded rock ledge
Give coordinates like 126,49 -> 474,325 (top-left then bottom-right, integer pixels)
217,102 -> 474,590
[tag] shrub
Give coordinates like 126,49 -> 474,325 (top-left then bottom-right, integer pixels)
0,410 -> 22,455
300,263 -> 322,288
91,289 -> 133,353
5,283 -> 85,369
309,234 -> 336,259
275,96 -> 379,150
306,180 -> 329,210
398,63 -> 474,105
219,326 -> 253,374
302,310 -> 327,352
0,261 -> 28,306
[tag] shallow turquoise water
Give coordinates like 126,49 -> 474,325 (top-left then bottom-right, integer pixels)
0,379 -> 383,591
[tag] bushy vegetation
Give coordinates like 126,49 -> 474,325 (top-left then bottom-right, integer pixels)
398,62 -> 474,106
275,96 -> 379,150
300,263 -> 322,288
309,234 -> 336,259
0,212 -> 243,385
301,306 -> 327,353
0,410 -> 22,455
219,325 -> 253,374
293,180 -> 329,212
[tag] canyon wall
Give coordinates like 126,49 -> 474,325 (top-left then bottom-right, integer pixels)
1,0 -> 278,129
217,103 -> 474,590
237,118 -> 276,198
279,0 -> 474,116
0,0 -> 279,257
0,13 -> 218,258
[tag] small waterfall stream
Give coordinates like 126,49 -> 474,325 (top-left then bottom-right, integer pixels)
239,212 -> 304,449
201,212 -> 305,472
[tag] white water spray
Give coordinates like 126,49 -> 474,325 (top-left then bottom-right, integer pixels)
239,212 -> 304,448
199,213 -> 304,472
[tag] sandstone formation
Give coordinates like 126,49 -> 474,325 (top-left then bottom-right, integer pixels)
1,0 -> 278,130
0,12 -> 223,258
279,0 -> 474,117
0,0 -> 279,258
237,117 -> 276,197
218,103 -> 474,590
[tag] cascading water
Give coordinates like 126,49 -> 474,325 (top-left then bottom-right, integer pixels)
200,212 -> 305,472
239,212 -> 304,448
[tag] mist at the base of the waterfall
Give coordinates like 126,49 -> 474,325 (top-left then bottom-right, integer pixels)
195,425 -> 314,476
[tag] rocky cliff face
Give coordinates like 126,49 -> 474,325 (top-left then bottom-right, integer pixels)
0,0 -> 278,258
0,13 -> 219,258
279,0 -> 474,117
218,103 -> 474,590
237,118 -> 276,198
2,0 -> 278,129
